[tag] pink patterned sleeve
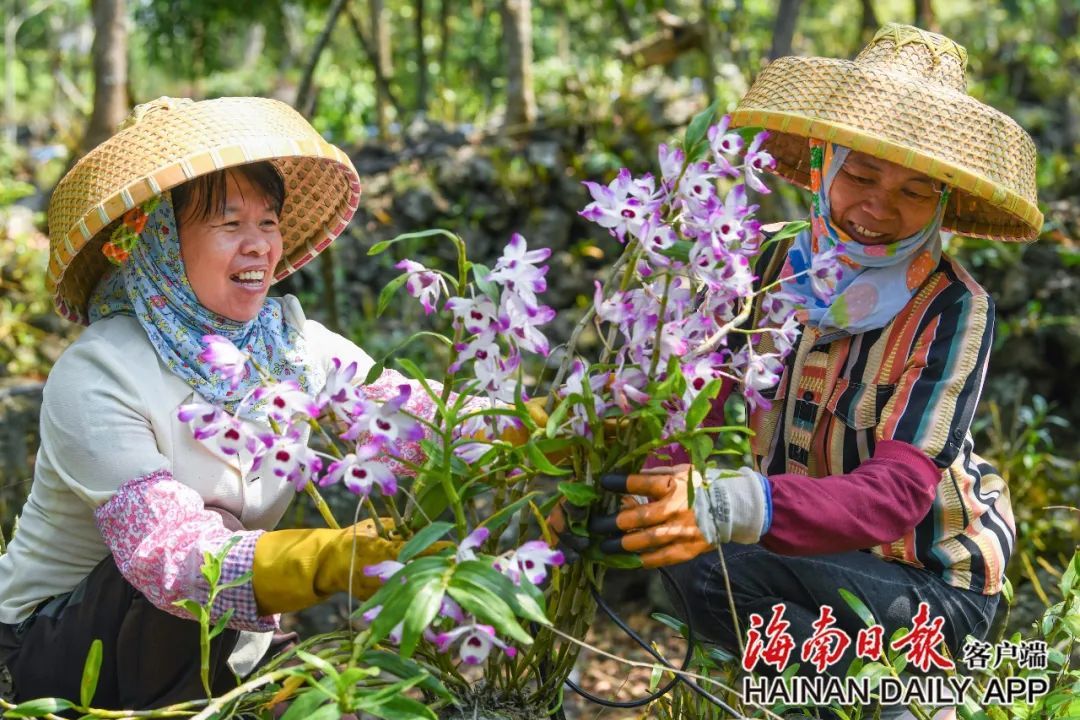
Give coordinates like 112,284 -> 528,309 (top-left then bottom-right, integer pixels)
357,368 -> 491,474
94,470 -> 278,632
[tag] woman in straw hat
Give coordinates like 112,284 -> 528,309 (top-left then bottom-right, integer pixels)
0,97 -> 495,708
590,24 -> 1038,694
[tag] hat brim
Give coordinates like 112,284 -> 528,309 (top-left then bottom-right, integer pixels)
730,56 -> 1042,241
48,98 -> 362,324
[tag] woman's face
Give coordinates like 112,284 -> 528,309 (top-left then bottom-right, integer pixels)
178,171 -> 283,322
828,151 -> 943,246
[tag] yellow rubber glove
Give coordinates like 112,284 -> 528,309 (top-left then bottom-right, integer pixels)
251,519 -> 401,615
498,397 -> 550,446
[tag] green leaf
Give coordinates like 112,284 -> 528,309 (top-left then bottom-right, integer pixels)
526,442 -> 571,476
368,228 -> 461,256
408,481 -> 450,532
598,553 -> 644,569
218,570 -> 254,592
305,704 -> 343,720
172,598 -> 205,620
545,398 -> 572,439
397,521 -> 454,563
355,693 -> 437,720
708,645 -> 737,664
362,359 -> 386,386
209,608 -> 235,640
558,481 -> 599,507
353,675 -> 438,720
199,551 -> 222,587
281,688 -> 334,720
472,262 -> 498,299
651,612 -> 688,637
358,650 -> 452,700
448,573 -> 534,646
356,558 -> 453,642
337,666 -> 380,688
659,240 -> 694,263
683,100 -> 720,161
689,433 -> 713,470
375,274 -> 410,318
453,560 -> 549,626
648,662 -> 665,693
79,639 -> 103,708
398,571 -> 451,657
296,650 -> 340,683
767,220 -> 810,244
479,492 -> 541,534
1060,552 -> 1079,598
854,661 -> 891,683
4,698 -> 76,717
686,379 -> 723,430
838,588 -> 877,628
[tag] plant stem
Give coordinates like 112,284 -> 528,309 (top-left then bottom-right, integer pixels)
189,669 -> 293,720
647,270 -> 676,378
305,483 -> 341,530
361,497 -> 389,539
548,241 -> 639,408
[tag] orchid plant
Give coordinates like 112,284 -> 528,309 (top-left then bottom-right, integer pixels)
179,106 -> 828,716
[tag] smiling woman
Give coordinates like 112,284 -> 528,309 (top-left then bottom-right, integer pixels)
592,26 -> 1043,713
175,165 -> 285,322
829,152 -> 945,245
0,97 -> 496,711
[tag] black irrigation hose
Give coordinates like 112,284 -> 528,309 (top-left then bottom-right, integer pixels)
560,567 -> 742,716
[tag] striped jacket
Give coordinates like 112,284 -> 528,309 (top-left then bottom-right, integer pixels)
748,237 -> 1015,595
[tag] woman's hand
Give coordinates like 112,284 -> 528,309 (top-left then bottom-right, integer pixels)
589,465 -> 713,568
590,465 -> 771,568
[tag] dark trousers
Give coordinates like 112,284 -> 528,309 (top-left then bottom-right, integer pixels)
663,543 -> 999,678
0,554 -> 240,710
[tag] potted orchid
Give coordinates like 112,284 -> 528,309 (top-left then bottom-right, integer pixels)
181,105 -> 812,718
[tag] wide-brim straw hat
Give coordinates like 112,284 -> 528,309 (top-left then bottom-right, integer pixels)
730,23 -> 1042,241
47,96 -> 362,324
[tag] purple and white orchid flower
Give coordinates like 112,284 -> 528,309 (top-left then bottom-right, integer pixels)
396,259 -> 449,315
495,540 -> 565,586
198,335 -> 249,389
321,443 -> 398,497
433,624 -> 517,665
743,131 -> 776,194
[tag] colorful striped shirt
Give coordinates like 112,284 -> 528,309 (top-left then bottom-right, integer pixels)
748,236 -> 1015,595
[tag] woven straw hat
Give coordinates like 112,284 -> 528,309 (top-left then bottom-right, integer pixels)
730,23 -> 1042,241
47,96 -> 362,324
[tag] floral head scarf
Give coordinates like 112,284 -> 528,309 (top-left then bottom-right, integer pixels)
87,192 -> 323,419
779,139 -> 950,334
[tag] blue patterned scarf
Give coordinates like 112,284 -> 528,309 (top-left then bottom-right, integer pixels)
779,141 -> 950,334
87,192 -> 322,419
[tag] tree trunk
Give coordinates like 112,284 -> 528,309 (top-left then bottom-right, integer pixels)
858,0 -> 879,47
438,0 -> 450,76
414,0 -> 428,114
371,0 -> 394,138
500,0 -> 536,128
768,0 -> 802,62
1059,0 -> 1079,154
555,1 -> 570,64
914,0 -> 937,31
700,0 -> 717,104
295,0 -> 350,117
618,11 -> 704,69
472,0 -> 492,112
609,0 -> 636,42
241,23 -> 265,71
83,0 -> 128,152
